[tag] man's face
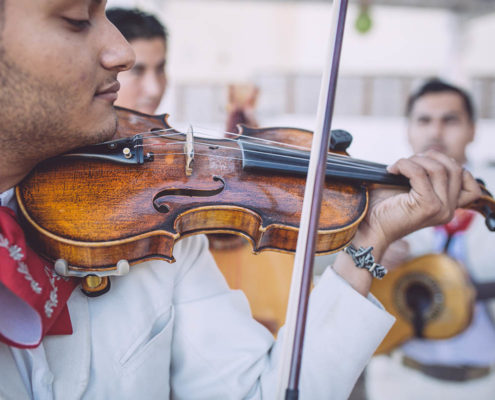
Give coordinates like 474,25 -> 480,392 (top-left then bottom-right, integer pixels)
115,37 -> 167,115
407,92 -> 475,164
0,0 -> 134,163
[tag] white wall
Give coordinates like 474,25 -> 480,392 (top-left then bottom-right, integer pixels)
107,0 -> 495,79
106,0 -> 495,89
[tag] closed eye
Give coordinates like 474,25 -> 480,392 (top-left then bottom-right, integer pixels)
131,65 -> 146,76
443,114 -> 461,124
416,116 -> 431,125
64,18 -> 91,31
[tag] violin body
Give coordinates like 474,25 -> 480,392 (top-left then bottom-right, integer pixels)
17,107 -> 368,271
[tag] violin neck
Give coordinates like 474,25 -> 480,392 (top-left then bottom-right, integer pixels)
475,281 -> 495,301
240,139 -> 410,187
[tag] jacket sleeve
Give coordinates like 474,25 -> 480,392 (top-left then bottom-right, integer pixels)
169,235 -> 394,400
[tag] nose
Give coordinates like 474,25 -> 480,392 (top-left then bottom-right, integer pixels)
99,21 -> 135,73
428,120 -> 443,140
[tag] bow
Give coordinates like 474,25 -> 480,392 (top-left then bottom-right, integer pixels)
276,0 -> 350,398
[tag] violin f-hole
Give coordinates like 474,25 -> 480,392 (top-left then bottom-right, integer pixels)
153,176 -> 226,213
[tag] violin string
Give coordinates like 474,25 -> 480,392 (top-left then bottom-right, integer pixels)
133,123 -> 390,170
124,127 -> 178,138
137,136 -> 390,175
139,135 -> 312,161
115,126 -> 393,176
137,126 -> 370,171
137,130 -> 183,139
147,151 -> 382,175
145,151 -> 399,184
135,128 -> 390,174
136,130 -> 314,160
132,124 -> 387,170
107,119 -> 394,176
136,136 -> 321,166
149,152 -> 245,162
145,147 -> 391,177
189,125 -> 392,169
140,140 -> 322,165
126,122 -> 395,177
192,125 -> 311,151
138,127 -> 312,154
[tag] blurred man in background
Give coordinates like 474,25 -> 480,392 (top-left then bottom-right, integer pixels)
366,79 -> 495,400
107,8 -> 168,115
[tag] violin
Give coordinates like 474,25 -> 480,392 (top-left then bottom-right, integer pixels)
16,107 -> 495,296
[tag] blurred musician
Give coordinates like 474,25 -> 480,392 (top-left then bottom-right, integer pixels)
367,79 -> 495,400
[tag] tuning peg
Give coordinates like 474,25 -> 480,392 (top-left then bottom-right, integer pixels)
329,129 -> 353,152
486,213 -> 495,232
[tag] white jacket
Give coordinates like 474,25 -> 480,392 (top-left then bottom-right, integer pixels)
0,235 -> 394,400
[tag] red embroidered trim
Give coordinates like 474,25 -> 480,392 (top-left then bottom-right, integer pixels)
0,206 -> 78,348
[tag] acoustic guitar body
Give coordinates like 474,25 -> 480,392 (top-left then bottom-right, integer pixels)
371,253 -> 475,354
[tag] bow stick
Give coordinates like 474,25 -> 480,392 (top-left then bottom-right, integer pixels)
276,0 -> 349,399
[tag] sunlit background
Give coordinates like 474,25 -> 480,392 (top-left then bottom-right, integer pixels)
107,0 -> 495,175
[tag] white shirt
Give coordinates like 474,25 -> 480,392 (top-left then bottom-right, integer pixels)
0,188 -> 395,399
0,188 -> 15,210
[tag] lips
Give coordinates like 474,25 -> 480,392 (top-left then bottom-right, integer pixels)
95,81 -> 120,102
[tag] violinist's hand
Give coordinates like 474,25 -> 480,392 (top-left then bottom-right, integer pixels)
362,151 -> 480,248
332,151 -> 481,296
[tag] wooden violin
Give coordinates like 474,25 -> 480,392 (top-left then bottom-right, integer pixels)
16,107 -> 495,295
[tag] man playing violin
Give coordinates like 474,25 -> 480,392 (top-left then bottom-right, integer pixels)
367,79 -> 495,400
0,1 -> 483,399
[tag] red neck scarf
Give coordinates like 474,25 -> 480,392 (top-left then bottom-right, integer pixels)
0,206 -> 78,348
439,209 -> 476,237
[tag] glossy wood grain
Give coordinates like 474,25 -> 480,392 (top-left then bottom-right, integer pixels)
17,107 -> 367,270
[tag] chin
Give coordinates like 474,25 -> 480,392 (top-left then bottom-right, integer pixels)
100,113 -> 119,141
84,108 -> 118,144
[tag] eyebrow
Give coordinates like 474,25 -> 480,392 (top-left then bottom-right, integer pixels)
442,112 -> 461,118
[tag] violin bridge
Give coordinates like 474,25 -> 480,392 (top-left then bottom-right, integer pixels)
184,125 -> 194,176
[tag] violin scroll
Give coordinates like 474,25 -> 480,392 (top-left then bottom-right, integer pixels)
468,181 -> 495,231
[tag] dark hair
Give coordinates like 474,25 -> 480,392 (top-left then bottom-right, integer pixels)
406,78 -> 475,122
106,8 -> 167,43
